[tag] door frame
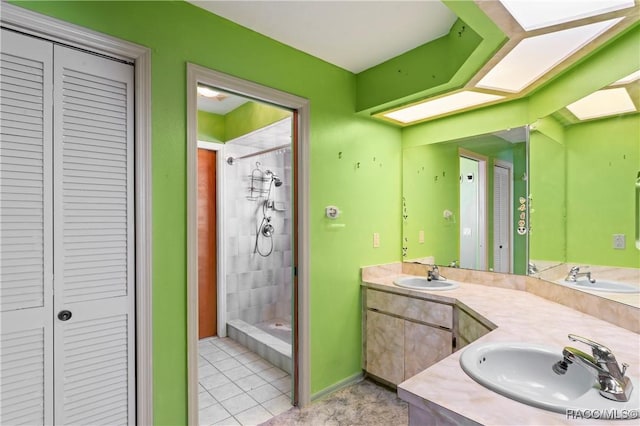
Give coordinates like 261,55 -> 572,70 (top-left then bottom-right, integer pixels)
196,140 -> 226,338
458,148 -> 488,270
186,63 -> 311,424
1,4 -> 153,424
493,160 -> 514,273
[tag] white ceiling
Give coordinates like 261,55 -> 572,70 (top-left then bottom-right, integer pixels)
198,93 -> 248,114
188,0 -> 457,73
227,116 -> 292,148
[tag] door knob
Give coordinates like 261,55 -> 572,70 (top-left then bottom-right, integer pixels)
58,310 -> 72,321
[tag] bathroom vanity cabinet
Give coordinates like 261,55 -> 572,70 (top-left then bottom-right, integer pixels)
455,306 -> 493,349
364,289 -> 454,385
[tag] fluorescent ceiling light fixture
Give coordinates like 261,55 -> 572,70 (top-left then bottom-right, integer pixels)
566,88 -> 636,120
612,70 -> 640,85
499,0 -> 633,31
197,86 -> 221,98
384,91 -> 505,124
476,18 -> 622,93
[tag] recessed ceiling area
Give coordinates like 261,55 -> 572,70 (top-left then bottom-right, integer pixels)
188,0 -> 457,73
566,87 -> 636,120
383,91 -> 504,124
498,0 -> 634,31
475,18 -> 623,93
189,1 -> 639,126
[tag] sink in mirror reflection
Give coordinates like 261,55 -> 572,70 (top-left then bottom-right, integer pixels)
556,279 -> 640,294
460,341 -> 640,414
393,276 -> 459,291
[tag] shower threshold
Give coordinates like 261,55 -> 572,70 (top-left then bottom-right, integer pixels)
227,319 -> 293,374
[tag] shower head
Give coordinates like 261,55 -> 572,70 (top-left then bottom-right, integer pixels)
265,170 -> 283,187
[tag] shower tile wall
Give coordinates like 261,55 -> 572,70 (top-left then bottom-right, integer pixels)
225,119 -> 293,326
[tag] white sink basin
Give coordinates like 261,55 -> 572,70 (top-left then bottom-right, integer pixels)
557,279 -> 639,294
393,276 -> 459,291
460,342 -> 640,414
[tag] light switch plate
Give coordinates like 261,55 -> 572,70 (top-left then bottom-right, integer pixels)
613,234 -> 626,249
373,232 -> 380,248
418,230 -> 425,244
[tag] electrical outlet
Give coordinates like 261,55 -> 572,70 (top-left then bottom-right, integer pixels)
373,232 -> 380,248
613,234 -> 626,249
418,230 -> 425,244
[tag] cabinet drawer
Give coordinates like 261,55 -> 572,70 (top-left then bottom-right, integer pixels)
366,289 -> 452,329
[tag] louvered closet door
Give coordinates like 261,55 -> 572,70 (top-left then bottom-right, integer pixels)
52,44 -> 134,426
493,164 -> 511,273
0,29 -> 54,426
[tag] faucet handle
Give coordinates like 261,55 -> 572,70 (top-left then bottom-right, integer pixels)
568,334 -> 612,359
621,362 -> 629,376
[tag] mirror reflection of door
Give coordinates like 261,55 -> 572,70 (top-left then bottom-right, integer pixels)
198,148 -> 217,338
493,161 -> 513,273
459,153 -> 487,270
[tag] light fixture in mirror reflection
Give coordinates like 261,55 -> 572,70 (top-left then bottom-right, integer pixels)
402,127 -> 528,275
529,110 -> 640,308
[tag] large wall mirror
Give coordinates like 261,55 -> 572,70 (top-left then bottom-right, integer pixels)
402,84 -> 639,309
402,128 -> 528,275
529,76 -> 640,308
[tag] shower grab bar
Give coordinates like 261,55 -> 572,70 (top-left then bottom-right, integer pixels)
227,143 -> 290,165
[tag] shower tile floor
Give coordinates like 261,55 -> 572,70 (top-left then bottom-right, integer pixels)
199,337 -> 292,426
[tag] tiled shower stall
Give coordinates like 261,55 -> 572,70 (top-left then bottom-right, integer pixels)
223,118 -> 293,372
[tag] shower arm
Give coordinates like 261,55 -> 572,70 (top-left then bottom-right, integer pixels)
227,143 -> 290,165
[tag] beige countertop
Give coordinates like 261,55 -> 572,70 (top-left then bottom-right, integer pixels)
362,271 -> 640,425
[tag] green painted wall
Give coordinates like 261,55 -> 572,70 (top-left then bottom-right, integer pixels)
529,127 -> 567,263
197,110 -> 225,142
565,115 -> 640,267
403,142 -> 459,263
224,101 -> 291,141
198,101 -> 290,143
10,2 -> 402,424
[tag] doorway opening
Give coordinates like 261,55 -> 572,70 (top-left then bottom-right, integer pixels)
187,64 -> 310,425
459,150 -> 488,270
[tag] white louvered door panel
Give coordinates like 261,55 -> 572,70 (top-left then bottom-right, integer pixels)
0,29 -> 53,426
52,44 -> 134,426
493,164 -> 511,273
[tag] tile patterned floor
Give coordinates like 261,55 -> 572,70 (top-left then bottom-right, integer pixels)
199,337 -> 292,426
263,378 -> 408,426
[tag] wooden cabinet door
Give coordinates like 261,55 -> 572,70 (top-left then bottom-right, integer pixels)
404,322 -> 452,380
456,308 -> 491,351
366,310 -> 404,385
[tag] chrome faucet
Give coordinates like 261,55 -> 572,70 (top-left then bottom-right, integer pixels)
565,266 -> 596,283
553,334 -> 633,402
427,265 -> 446,281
